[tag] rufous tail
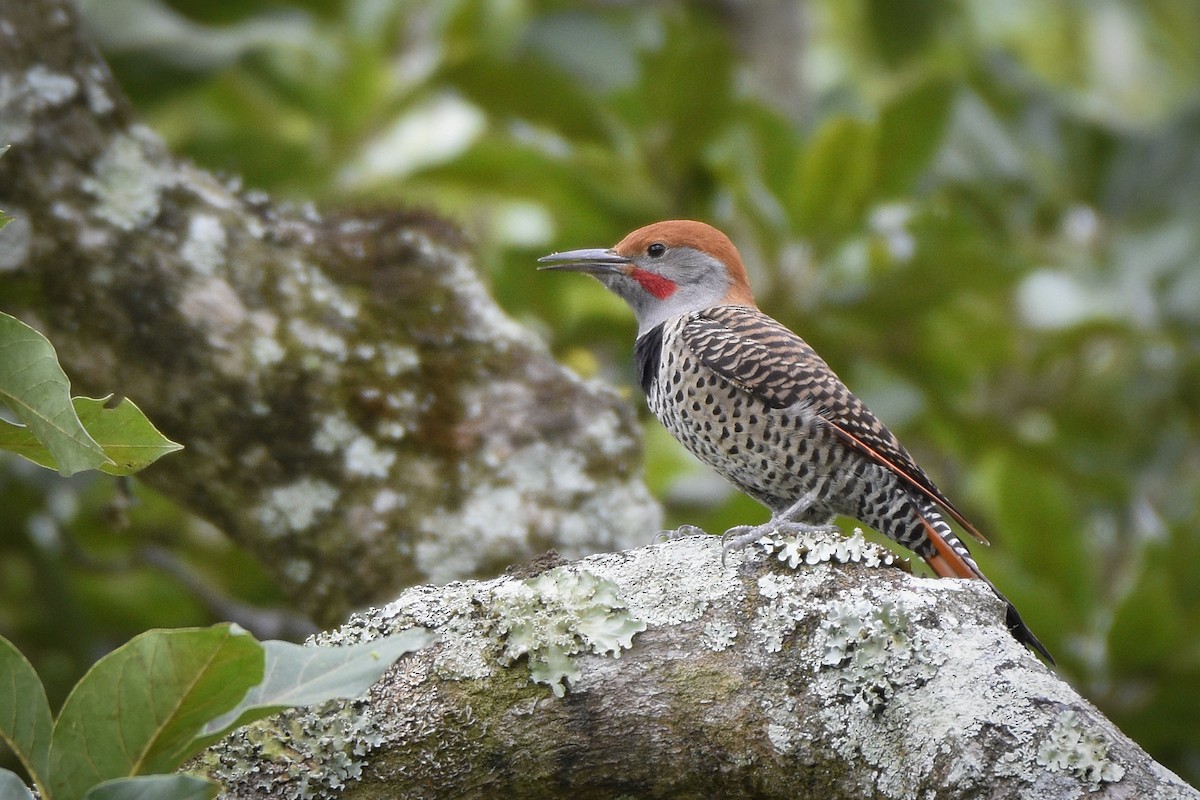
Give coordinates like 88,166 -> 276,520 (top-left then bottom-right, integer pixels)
921,513 -> 1054,664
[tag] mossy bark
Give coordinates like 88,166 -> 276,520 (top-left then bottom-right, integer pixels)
0,0 -> 659,625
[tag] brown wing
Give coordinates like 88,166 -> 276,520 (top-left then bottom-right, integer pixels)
682,306 -> 989,545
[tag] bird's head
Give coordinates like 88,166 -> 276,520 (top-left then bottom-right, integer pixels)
538,220 -> 757,336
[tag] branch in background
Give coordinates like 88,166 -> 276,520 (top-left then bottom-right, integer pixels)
0,0 -> 660,625
204,534 -> 1197,800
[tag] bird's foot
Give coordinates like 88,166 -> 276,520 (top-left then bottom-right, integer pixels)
720,520 -> 840,566
652,524 -> 707,544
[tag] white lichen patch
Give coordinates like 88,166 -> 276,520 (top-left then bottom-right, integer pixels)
505,442 -> 593,495
584,536 -> 734,628
313,412 -> 396,478
283,558 -> 313,585
416,486 -> 527,582
371,488 -> 407,514
25,65 -> 77,106
313,412 -> 358,453
181,212 -> 228,275
85,65 -> 115,115
578,407 -> 631,458
280,257 -> 359,320
82,127 -> 176,230
343,436 -> 396,478
701,619 -> 738,651
252,334 -> 285,366
178,277 -> 279,377
414,441 -> 657,583
257,478 -> 339,537
377,420 -> 408,440
179,277 -> 247,330
493,567 -> 645,697
287,318 -> 348,363
434,245 -> 533,347
377,342 -> 420,376
1037,710 -> 1126,788
756,527 -> 897,570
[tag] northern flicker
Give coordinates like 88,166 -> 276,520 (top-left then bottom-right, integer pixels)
539,220 -> 1053,663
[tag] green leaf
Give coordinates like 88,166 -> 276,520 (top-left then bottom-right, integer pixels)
440,56 -> 611,144
877,79 -> 955,196
1109,548 -> 1182,672
0,769 -> 34,800
196,628 -> 435,747
865,0 -> 948,66
0,636 -> 52,794
48,625 -> 264,800
0,312 -> 110,475
787,116 -> 879,245
83,775 -> 217,800
0,396 -> 182,476
636,18 -> 734,171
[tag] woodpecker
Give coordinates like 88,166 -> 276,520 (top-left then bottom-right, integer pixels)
539,220 -> 1053,663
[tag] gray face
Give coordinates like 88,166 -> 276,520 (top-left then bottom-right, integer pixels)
538,244 -> 733,336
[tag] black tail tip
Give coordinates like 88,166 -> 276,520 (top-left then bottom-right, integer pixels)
1005,604 -> 1055,665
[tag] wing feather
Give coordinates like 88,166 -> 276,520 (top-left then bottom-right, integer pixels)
682,306 -> 988,545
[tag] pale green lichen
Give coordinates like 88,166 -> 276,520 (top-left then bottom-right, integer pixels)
763,698 -> 802,754
1037,710 -> 1126,788
819,597 -> 939,714
701,619 -> 738,651
81,127 -> 176,230
755,527 -> 897,570
208,700 -> 386,800
751,576 -> 811,654
493,568 -> 646,697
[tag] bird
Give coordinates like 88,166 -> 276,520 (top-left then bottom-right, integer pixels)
539,219 -> 1053,663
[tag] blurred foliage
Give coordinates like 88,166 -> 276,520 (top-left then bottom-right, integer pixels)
3,0 -> 1199,784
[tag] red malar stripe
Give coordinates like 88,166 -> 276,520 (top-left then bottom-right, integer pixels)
630,268 -> 678,299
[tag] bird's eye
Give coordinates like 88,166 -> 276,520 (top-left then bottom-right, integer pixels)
647,243 -> 666,258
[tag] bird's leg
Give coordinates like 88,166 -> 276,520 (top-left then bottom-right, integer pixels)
720,487 -> 841,564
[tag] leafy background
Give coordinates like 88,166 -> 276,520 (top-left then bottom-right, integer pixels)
3,0 -> 1199,785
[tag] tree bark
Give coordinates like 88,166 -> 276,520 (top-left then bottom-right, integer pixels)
201,532 -> 1199,800
0,0 -> 659,625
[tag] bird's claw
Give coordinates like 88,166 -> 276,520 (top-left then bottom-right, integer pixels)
720,520 -> 841,567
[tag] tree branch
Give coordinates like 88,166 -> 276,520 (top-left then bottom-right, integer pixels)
0,0 -> 659,624
201,533 -> 1198,799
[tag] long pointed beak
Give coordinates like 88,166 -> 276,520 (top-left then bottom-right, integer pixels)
537,248 -> 631,275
